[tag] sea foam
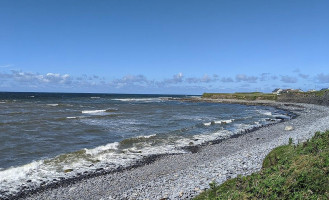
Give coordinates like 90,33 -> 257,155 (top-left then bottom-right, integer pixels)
112,98 -> 165,103
82,110 -> 107,114
203,119 -> 234,126
47,104 -> 59,106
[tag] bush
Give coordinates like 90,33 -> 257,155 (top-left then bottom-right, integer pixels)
194,131 -> 329,200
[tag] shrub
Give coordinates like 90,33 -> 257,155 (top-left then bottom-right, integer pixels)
194,131 -> 329,200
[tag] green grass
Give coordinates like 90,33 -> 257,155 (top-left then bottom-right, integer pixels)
194,131 -> 329,200
307,89 -> 329,97
202,92 -> 277,101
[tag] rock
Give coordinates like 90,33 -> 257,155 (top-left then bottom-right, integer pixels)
64,169 -> 73,173
284,126 -> 294,131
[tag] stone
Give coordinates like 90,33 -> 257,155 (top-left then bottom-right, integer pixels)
64,169 -> 73,173
284,126 -> 294,131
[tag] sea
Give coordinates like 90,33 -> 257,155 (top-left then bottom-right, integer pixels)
0,92 -> 291,198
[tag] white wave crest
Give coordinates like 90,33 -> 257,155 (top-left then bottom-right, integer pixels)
66,116 -> 78,119
203,122 -> 212,126
81,108 -> 117,115
47,104 -> 59,107
0,160 -> 44,196
82,110 -> 107,114
214,119 -> 234,124
204,119 -> 234,126
112,98 -> 165,103
137,134 -> 156,139
192,130 -> 232,144
258,110 -> 272,116
85,142 -> 119,156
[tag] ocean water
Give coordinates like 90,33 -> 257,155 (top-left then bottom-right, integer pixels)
0,92 -> 291,198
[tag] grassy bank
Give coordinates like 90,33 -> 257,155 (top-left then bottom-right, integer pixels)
194,131 -> 329,200
202,92 -> 277,101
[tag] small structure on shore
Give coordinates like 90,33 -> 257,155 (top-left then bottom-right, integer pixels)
281,89 -> 303,94
272,88 -> 283,95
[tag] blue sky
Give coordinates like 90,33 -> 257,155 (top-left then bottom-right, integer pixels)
0,0 -> 328,94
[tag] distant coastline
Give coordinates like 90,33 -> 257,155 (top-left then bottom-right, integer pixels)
201,89 -> 329,106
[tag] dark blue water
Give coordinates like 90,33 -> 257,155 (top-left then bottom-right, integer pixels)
0,92 -> 289,197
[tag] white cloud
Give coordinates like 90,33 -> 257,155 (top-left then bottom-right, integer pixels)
220,77 -> 234,82
0,70 -> 72,86
162,73 -> 184,85
42,73 -> 71,84
316,73 -> 329,83
110,75 -> 150,88
235,74 -> 258,83
186,74 -> 217,84
292,69 -> 309,79
298,73 -> 309,79
260,73 -> 277,81
280,75 -> 298,83
9,70 -> 71,84
173,72 -> 184,83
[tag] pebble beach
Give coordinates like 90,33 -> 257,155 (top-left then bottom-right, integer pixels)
16,99 -> 329,200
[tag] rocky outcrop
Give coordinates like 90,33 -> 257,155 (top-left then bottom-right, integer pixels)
277,90 -> 329,106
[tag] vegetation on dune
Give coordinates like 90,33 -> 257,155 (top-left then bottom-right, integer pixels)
202,89 -> 329,102
194,131 -> 329,200
302,89 -> 329,97
202,92 -> 277,101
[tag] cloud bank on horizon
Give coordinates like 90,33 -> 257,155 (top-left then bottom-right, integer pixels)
0,69 -> 328,94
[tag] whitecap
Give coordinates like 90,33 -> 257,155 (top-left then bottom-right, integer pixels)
82,110 -> 107,114
66,116 -> 77,119
112,98 -> 165,103
47,104 -> 59,107
214,119 -> 234,124
258,110 -> 272,116
137,134 -> 157,139
192,129 -> 232,144
203,122 -> 212,126
85,142 -> 119,156
204,119 -> 234,126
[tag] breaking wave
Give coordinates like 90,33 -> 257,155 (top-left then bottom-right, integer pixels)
112,98 -> 167,103
203,119 -> 234,126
